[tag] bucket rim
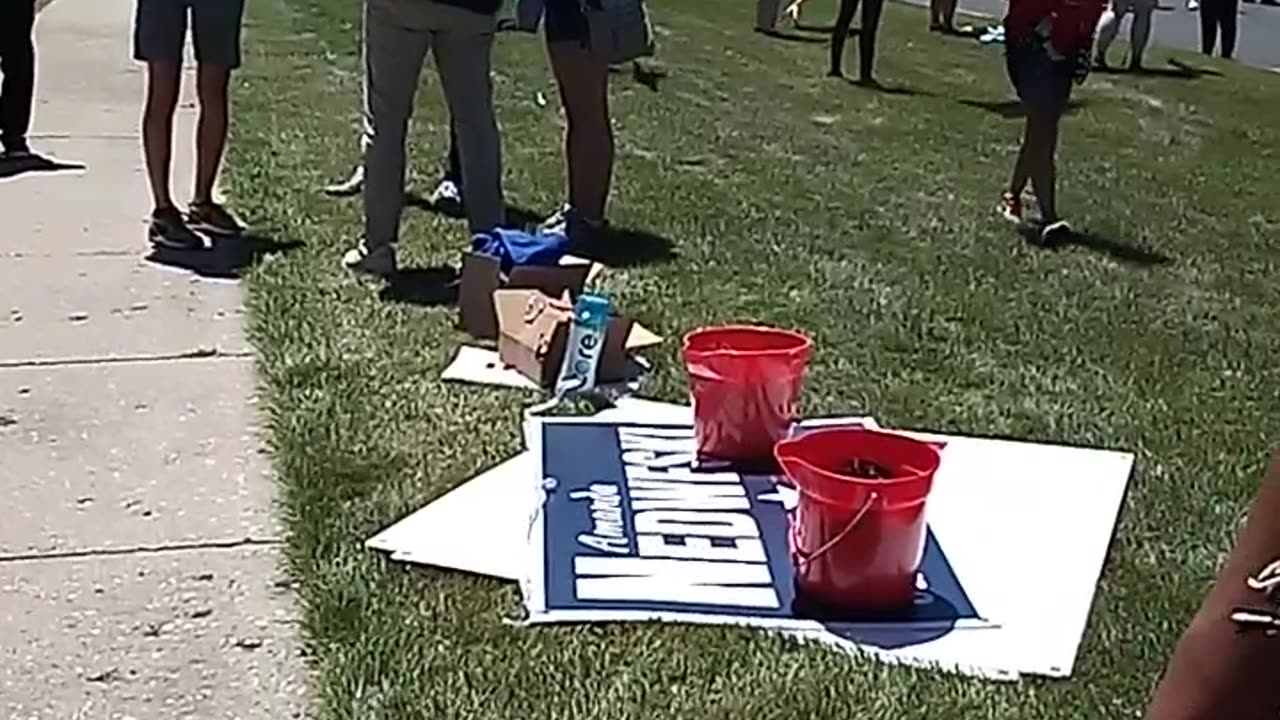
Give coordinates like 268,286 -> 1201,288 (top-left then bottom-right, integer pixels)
774,428 -> 941,508
681,324 -> 814,355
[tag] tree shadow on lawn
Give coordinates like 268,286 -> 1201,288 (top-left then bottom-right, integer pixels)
147,231 -> 304,280
1019,226 -> 1173,267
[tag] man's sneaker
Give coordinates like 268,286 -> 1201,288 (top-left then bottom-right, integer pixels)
187,202 -> 244,236
323,165 -> 364,197
999,192 -> 1024,224
149,207 -> 206,251
428,178 -> 464,215
342,241 -> 397,279
1040,220 -> 1073,247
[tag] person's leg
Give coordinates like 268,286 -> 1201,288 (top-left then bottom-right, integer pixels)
940,0 -> 958,31
0,0 -> 37,155
929,0 -> 944,29
1220,0 -> 1238,58
829,0 -> 859,77
134,0 -> 188,212
1094,0 -> 1123,66
432,21 -> 503,232
1008,119 -> 1033,201
1130,0 -> 1155,68
1199,0 -> 1219,55
323,23 -> 376,196
359,0 -> 430,260
858,0 -> 886,83
547,41 -> 613,224
445,122 -> 462,185
756,0 -> 783,32
1025,110 -> 1061,225
186,0 -> 246,233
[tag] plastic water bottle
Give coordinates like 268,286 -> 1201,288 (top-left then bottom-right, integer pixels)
555,294 -> 611,396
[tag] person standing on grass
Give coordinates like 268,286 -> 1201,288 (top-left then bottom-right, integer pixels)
321,21 -> 467,220
998,0 -> 1105,245
517,0 -> 625,241
1142,449 -> 1280,720
342,0 -> 505,279
135,0 -> 247,251
1095,0 -> 1156,70
0,0 -> 37,161
1198,0 -> 1239,59
828,0 -> 887,85
930,0 -> 960,33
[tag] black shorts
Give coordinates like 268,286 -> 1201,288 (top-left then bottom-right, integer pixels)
545,0 -> 589,45
134,0 -> 246,69
1005,36 -> 1074,117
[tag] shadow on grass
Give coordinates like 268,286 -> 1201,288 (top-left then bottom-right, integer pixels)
842,76 -> 932,96
960,98 -> 1087,119
793,22 -> 859,36
567,225 -> 678,269
0,153 -> 85,180
1019,226 -> 1172,267
609,61 -> 668,91
403,193 -> 546,231
1094,59 -> 1222,79
379,266 -> 460,307
755,28 -> 829,43
146,232 -> 304,279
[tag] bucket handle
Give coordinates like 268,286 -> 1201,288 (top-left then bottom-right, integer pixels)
790,491 -> 878,570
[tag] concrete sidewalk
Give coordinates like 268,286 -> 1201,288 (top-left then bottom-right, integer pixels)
0,1 -> 306,718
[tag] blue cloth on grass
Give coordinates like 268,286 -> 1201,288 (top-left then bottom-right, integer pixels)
471,228 -> 570,275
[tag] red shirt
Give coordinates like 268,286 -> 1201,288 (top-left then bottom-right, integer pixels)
1004,0 -> 1107,55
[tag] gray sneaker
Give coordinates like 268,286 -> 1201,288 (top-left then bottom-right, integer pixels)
342,241 -> 397,279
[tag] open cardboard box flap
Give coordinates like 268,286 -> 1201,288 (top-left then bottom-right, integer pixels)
494,288 -> 663,388
459,252 -> 601,340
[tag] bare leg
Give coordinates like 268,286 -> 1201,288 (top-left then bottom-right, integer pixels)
142,61 -> 182,211
1026,112 -> 1061,223
830,0 -> 859,76
1008,119 -> 1033,199
1130,2 -> 1154,68
548,41 -> 613,223
1095,6 -> 1122,65
859,0 -> 885,83
193,65 -> 231,205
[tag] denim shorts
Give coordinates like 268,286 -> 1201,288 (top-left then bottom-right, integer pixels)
134,0 -> 246,69
1005,36 -> 1074,117
546,0 -> 589,45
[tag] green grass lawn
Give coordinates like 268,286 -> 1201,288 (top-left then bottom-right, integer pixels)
230,0 -> 1280,717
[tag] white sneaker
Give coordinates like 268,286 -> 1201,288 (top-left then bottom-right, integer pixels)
1040,220 -> 1073,247
428,178 -> 464,214
1187,0 -> 1200,10
323,165 -> 364,197
342,241 -> 397,279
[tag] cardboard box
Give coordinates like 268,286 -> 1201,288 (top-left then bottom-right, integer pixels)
493,288 -> 663,388
458,252 -> 598,341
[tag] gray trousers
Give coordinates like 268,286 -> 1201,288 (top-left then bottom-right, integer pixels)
363,0 -> 503,245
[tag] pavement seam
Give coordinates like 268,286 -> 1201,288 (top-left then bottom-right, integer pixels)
0,536 -> 285,565
0,349 -> 253,370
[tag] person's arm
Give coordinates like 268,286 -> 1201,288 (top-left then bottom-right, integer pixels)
1143,450 -> 1280,720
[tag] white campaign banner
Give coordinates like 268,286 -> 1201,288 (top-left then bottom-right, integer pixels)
368,399 -> 1134,681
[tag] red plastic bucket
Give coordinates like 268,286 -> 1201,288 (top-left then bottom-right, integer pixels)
774,427 -> 941,611
682,326 -> 813,466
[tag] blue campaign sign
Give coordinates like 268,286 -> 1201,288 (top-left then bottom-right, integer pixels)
535,420 -> 982,641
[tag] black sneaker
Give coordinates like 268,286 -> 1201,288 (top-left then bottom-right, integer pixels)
187,201 -> 245,236
1040,220 -> 1074,247
0,138 -> 31,159
149,207 -> 206,250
